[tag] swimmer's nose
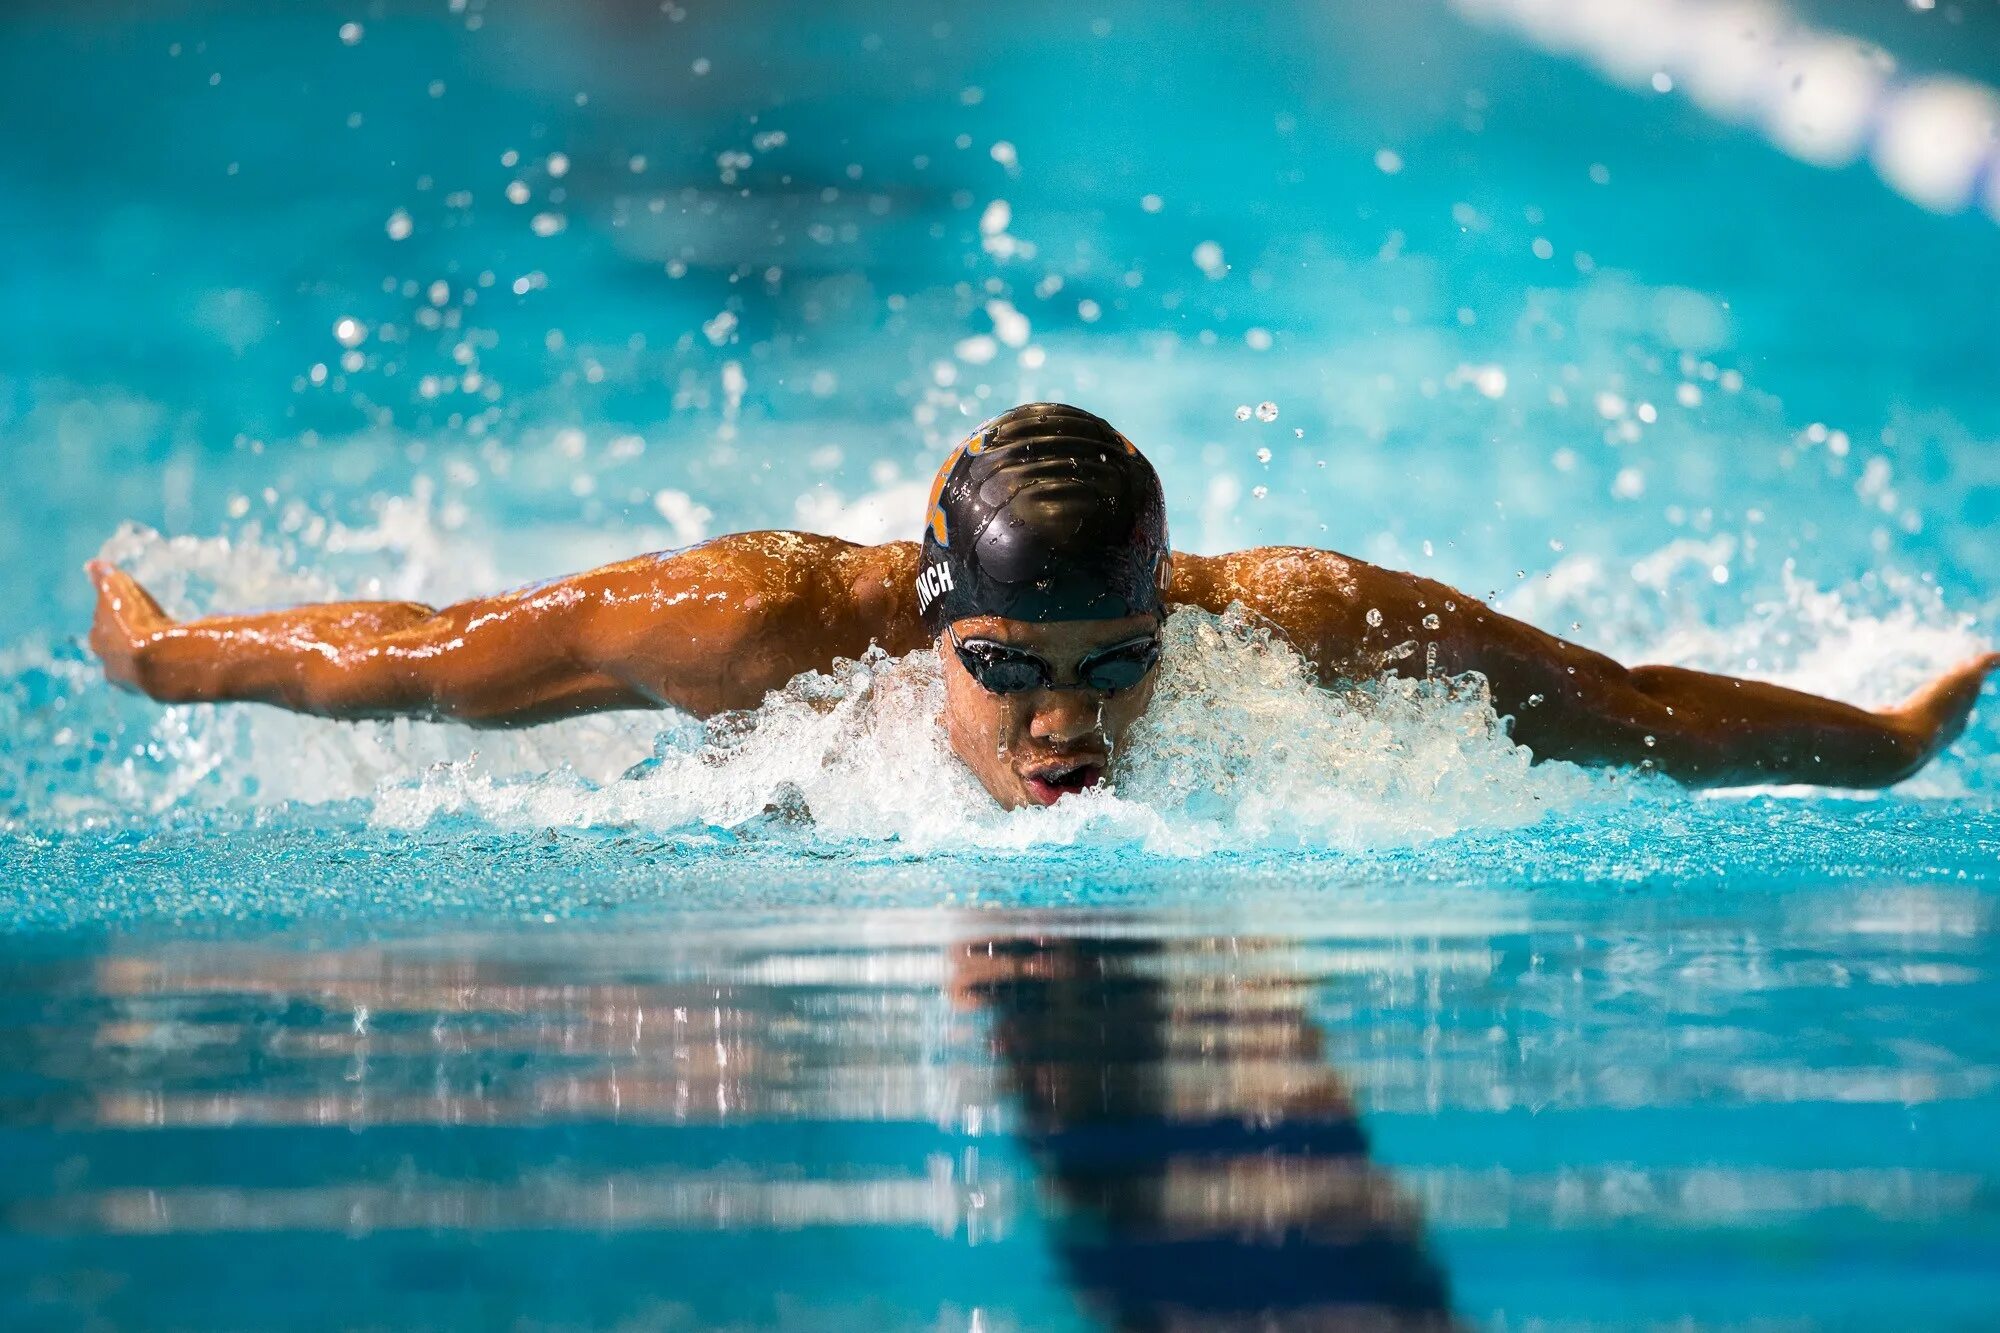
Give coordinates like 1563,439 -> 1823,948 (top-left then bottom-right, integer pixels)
1027,691 -> 1102,746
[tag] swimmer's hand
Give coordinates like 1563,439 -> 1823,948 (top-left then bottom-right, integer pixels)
87,560 -> 174,694
1885,653 -> 2000,770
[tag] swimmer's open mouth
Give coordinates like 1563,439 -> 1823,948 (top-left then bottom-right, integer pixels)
1021,761 -> 1106,806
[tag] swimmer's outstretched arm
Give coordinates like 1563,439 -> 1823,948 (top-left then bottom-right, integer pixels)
1176,548 -> 1998,789
87,534 -> 926,726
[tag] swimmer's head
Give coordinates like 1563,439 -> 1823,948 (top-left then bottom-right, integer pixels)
916,402 -> 1170,636
917,403 -> 1171,809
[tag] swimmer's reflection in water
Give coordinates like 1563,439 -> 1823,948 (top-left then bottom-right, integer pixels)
62,931 -> 1455,1326
957,935 -> 1457,1332
90,403 -> 1997,808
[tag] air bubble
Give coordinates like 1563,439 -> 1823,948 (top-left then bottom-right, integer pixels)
1255,400 -> 1279,422
1234,404 -> 1252,421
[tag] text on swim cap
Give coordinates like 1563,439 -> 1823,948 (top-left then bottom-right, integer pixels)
915,561 -> 955,613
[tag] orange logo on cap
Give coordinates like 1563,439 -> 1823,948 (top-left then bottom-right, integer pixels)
924,429 -> 987,545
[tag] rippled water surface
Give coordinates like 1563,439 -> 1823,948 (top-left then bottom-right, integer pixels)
6,872 -> 1999,1331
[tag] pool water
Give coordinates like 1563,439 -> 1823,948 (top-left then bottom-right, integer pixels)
6,0 -> 2000,1327
6,846 -> 2000,1330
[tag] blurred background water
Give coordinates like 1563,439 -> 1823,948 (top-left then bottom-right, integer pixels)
6,0 -> 2000,634
5,0 -> 2000,1328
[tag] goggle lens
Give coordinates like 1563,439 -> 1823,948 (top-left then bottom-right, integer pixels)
1079,641 -> 1160,692
950,631 -> 1160,696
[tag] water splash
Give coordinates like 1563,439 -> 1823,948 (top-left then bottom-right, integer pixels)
379,604 -> 1614,854
6,511 -> 1990,843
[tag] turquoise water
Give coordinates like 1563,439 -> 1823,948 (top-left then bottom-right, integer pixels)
6,0 -> 2000,1328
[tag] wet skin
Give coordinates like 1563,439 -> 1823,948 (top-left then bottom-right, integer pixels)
939,613 -> 1161,809
88,531 -> 1999,800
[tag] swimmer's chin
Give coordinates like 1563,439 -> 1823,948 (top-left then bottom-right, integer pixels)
1019,762 -> 1107,807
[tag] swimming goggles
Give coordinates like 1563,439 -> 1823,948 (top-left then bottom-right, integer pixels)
946,625 -> 1162,695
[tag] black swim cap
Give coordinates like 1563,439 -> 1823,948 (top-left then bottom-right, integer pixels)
916,402 -> 1170,636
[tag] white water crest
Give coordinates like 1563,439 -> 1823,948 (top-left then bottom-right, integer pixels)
378,604 -> 1616,853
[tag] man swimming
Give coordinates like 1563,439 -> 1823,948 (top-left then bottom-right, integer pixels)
88,401 -> 1997,808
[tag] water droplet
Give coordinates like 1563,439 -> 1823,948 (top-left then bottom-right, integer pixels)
1365,608 -> 1384,628
1527,693 -> 1544,706
1250,485 -> 1269,500
1643,735 -> 1657,748
1234,404 -> 1252,421
1293,427 -> 1304,438
1422,613 -> 1441,630
1255,447 -> 1272,464
1255,400 -> 1279,422
338,21 -> 364,45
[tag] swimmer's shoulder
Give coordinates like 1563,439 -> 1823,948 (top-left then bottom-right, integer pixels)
837,540 -> 927,654
1169,546 -> 1386,616
652,532 -> 925,653
1170,546 -> 1407,675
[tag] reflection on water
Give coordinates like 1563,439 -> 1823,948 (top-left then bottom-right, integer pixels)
964,937 -> 1452,1329
3,894 -> 1998,1330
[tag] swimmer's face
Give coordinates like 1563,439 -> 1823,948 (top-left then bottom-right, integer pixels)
938,613 -> 1162,809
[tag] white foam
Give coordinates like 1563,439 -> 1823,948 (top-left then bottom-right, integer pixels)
375,604 -> 1611,853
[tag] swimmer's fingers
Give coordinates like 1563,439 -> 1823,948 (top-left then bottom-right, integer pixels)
85,560 -> 171,688
1888,652 -> 2000,757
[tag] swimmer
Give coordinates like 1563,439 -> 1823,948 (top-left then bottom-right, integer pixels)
88,402 -> 1998,807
